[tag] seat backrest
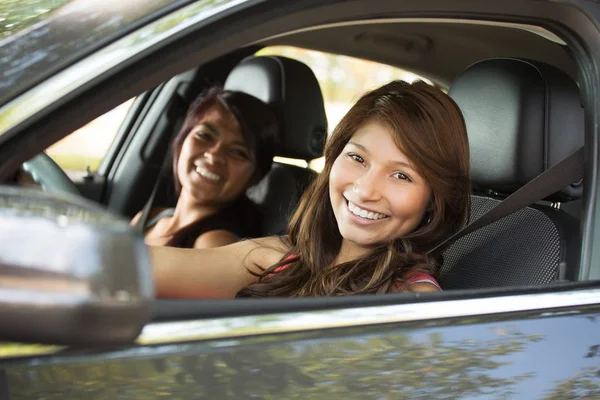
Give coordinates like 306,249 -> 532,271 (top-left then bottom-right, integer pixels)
440,58 -> 584,289
224,55 -> 328,235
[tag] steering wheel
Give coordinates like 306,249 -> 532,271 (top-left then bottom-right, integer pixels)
21,153 -> 80,196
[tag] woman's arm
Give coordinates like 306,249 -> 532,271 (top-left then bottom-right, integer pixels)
193,230 -> 239,249
150,237 -> 286,299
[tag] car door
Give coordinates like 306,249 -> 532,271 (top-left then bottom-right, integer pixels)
2,293 -> 600,398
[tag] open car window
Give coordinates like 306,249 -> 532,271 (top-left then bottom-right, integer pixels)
46,98 -> 135,175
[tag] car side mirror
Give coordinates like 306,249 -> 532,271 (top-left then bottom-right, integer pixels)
0,186 -> 153,345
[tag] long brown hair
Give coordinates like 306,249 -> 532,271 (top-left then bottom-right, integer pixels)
239,81 -> 470,297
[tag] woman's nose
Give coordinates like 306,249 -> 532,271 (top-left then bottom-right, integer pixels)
352,170 -> 382,201
204,144 -> 226,165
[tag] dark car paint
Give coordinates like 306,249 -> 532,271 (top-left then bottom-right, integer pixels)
1,0 -> 600,399
3,307 -> 600,399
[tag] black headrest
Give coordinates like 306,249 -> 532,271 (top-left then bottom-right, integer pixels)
449,58 -> 584,201
224,55 -> 328,160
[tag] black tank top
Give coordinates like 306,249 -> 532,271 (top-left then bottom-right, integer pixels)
145,196 -> 261,248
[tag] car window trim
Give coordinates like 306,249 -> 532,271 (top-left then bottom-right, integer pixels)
142,286 -> 600,344
2,284 -> 599,361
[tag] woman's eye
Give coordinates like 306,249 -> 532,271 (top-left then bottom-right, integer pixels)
348,153 -> 365,164
393,172 -> 412,182
195,131 -> 214,141
231,148 -> 250,160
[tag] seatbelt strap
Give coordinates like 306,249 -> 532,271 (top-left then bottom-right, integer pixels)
134,156 -> 171,233
429,146 -> 585,254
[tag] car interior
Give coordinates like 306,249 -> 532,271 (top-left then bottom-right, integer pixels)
11,18 -> 589,304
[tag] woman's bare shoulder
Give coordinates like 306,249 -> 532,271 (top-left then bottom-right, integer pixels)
193,230 -> 239,249
240,236 -> 290,269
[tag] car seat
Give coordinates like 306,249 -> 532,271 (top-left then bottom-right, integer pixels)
224,55 -> 328,236
439,58 -> 584,289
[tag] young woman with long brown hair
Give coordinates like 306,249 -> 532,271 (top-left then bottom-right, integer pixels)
151,80 -> 471,297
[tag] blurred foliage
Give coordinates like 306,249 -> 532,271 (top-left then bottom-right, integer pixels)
0,0 -> 71,39
45,98 -> 134,171
257,46 -> 431,105
0,342 -> 61,357
8,330 -> 543,399
543,367 -> 600,400
543,317 -> 600,399
115,0 -> 229,50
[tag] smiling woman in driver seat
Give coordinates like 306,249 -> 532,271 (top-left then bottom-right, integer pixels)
152,80 -> 471,297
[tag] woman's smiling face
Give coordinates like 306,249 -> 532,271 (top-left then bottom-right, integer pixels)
177,102 -> 255,206
329,119 -> 432,250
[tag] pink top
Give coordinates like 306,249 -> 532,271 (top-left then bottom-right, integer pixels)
403,272 -> 442,290
271,256 -> 442,291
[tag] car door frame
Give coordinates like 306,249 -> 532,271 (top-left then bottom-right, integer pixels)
0,0 -> 600,347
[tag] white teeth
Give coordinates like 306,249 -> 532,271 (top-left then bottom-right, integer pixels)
347,201 -> 388,220
196,167 -> 221,181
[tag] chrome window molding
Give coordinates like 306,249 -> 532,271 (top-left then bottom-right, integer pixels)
0,0 -> 252,140
2,288 -> 599,359
137,288 -> 600,345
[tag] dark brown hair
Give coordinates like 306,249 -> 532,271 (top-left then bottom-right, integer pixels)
239,80 -> 470,297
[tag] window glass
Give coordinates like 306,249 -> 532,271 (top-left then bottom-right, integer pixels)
0,0 -> 72,39
46,98 -> 134,173
256,46 -> 432,172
